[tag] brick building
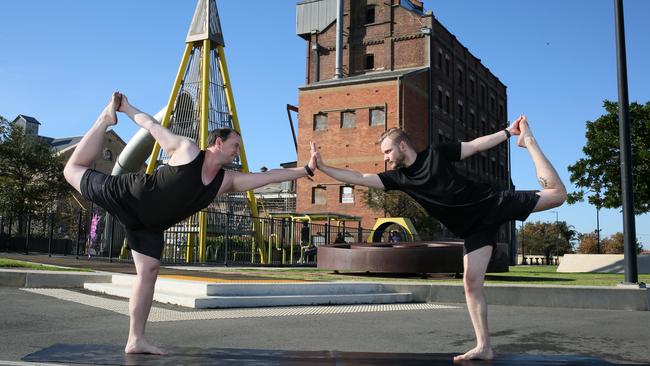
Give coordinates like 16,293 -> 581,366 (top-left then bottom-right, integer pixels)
295,0 -> 510,239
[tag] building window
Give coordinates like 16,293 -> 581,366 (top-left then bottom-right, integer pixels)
445,57 -> 450,77
481,119 -> 486,135
445,94 -> 450,113
437,89 -> 443,109
370,107 -> 385,126
437,50 -> 443,69
341,110 -> 356,128
365,5 -> 375,24
340,186 -> 354,203
457,67 -> 463,87
480,84 -> 486,106
470,77 -> 475,96
490,95 -> 496,113
499,103 -> 504,121
457,101 -> 464,122
470,111 -> 476,131
313,113 -> 327,131
102,148 -> 113,161
312,186 -> 326,205
365,54 -> 375,69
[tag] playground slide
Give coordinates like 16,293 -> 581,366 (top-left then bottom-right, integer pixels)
111,107 -> 166,175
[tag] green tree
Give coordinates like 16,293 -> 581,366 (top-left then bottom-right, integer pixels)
518,221 -> 575,258
577,232 -> 600,254
567,100 -> 650,214
600,232 -> 643,254
364,188 -> 443,240
0,118 -> 70,219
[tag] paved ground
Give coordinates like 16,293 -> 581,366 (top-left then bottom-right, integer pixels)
1,253 -> 649,365
1,286 -> 649,365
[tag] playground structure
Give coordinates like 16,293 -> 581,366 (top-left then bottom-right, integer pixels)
106,0 -> 269,263
317,241 -> 464,274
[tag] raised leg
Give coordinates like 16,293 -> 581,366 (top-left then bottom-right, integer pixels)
454,245 -> 495,362
63,92 -> 121,193
517,117 -> 567,211
124,250 -> 167,355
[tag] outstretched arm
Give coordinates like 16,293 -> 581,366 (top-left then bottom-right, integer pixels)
224,167 -> 312,193
312,141 -> 385,189
459,115 -> 522,160
221,148 -> 318,193
118,95 -> 190,156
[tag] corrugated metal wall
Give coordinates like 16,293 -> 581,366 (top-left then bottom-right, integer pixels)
296,0 -> 337,35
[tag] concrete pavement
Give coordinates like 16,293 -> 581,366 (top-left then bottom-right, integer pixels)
1,287 -> 649,365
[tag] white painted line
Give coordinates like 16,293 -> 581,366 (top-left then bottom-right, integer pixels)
0,361 -> 63,366
22,288 -> 459,322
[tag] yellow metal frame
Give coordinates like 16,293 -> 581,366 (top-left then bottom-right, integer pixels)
197,39 -> 211,263
142,38 -> 265,263
366,217 -> 419,243
216,45 -> 265,263
146,43 -> 193,175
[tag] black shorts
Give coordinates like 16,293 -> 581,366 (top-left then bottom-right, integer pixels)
80,169 -> 165,260
461,190 -> 540,253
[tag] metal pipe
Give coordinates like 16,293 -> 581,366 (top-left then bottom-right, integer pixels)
335,0 -> 344,79
286,104 -> 299,152
25,214 -> 31,255
47,213 -> 54,257
75,210 -> 83,260
613,0 -> 638,284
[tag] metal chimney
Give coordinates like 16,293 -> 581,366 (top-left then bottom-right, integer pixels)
335,0 -> 344,78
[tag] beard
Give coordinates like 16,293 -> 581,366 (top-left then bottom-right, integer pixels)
388,152 -> 406,169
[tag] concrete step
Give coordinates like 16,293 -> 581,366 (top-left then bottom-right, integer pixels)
84,275 -> 413,309
108,274 -> 387,296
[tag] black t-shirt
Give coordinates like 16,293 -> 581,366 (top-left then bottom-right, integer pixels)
377,143 -> 497,235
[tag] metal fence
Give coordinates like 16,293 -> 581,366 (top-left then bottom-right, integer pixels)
0,211 -> 88,258
1,210 -> 412,266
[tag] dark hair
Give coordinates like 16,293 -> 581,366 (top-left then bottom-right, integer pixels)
207,128 -> 241,147
378,127 -> 414,149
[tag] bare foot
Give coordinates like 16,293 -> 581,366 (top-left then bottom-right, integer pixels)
117,93 -> 131,113
517,117 -> 533,148
453,346 -> 494,362
99,92 -> 121,126
124,339 -> 168,355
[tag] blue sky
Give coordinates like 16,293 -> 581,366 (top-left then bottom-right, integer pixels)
1,1 -> 649,246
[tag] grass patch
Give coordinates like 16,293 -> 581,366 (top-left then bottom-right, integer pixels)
0,258 -> 92,272
487,265 -> 650,286
209,265 -> 649,286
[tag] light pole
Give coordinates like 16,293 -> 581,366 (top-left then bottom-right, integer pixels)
595,204 -> 601,253
520,221 -> 525,265
549,210 -> 559,264
613,0 -> 639,285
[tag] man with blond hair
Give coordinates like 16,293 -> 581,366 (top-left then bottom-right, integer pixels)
311,115 -> 566,361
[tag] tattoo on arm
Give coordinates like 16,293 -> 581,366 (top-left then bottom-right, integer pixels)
538,176 -> 549,188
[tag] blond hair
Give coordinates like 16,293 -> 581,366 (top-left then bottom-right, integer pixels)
378,128 -> 414,149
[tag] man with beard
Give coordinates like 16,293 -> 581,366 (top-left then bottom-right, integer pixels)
310,115 -> 566,361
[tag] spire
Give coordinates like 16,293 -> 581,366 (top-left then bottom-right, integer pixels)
186,0 -> 225,46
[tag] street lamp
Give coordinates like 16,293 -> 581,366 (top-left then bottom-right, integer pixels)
549,210 -> 559,264
520,221 -> 526,265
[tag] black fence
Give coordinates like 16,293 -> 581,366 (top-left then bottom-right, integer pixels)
1,210 -> 416,266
